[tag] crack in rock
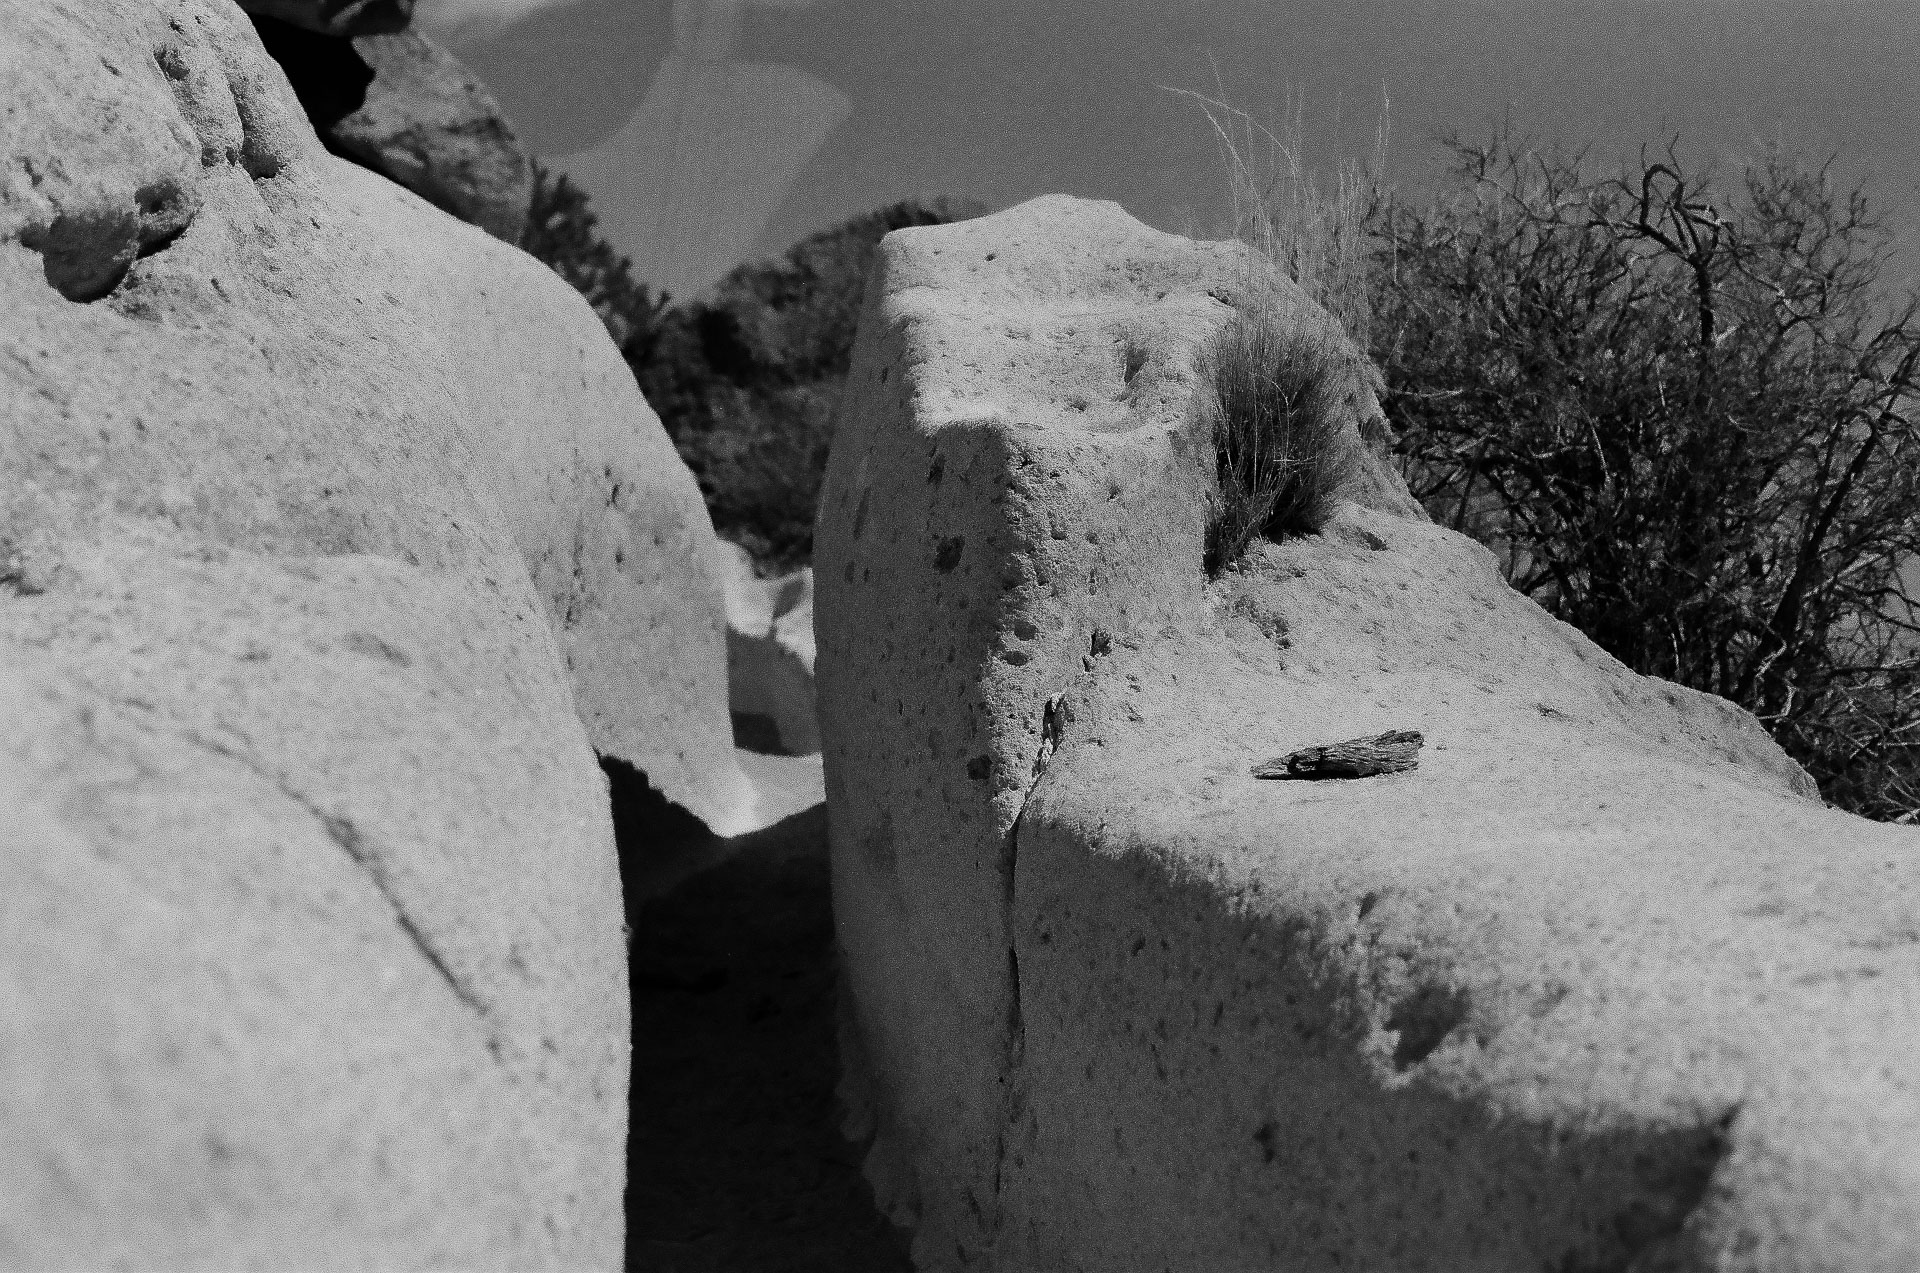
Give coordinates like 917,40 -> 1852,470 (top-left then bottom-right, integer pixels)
981,691 -> 1066,1252
317,810 -> 490,1020
174,726 -> 495,1022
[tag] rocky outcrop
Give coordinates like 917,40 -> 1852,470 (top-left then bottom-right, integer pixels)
717,541 -> 818,756
0,0 -> 743,1264
246,12 -> 530,240
816,196 -> 1920,1270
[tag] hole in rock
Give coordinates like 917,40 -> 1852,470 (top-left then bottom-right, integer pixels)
23,205 -> 191,303
1385,982 -> 1471,1071
0,558 -> 45,597
1606,1111 -> 1736,1265
933,535 -> 966,573
606,757 -> 910,1271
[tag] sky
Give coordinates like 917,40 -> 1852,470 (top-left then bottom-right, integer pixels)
420,0 -> 1920,303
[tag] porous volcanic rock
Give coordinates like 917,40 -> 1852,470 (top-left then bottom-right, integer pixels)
816,195 -> 1920,1270
0,0 -> 739,1264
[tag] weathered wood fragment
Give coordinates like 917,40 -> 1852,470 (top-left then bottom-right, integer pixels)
1252,729 -> 1424,780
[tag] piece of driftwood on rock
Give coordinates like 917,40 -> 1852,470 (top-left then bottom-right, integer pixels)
1252,730 -> 1424,780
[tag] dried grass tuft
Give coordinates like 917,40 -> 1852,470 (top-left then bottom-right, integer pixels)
1168,86 -> 1388,573
1200,312 -> 1361,574
1167,86 -> 1385,347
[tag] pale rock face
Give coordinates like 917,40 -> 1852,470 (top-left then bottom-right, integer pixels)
0,0 -> 737,1264
716,540 -> 819,756
816,195 -> 1920,1271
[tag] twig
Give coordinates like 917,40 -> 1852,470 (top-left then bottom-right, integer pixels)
1253,729 -> 1424,779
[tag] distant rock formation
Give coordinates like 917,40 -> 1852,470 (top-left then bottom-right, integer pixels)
716,541 -> 818,756
816,195 -> 1920,1270
0,0 -> 745,1263
244,1 -> 531,240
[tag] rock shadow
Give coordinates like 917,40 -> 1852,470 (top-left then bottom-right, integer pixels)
604,758 -> 910,1272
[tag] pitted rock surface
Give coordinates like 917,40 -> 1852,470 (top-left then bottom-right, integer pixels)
1,0 -> 738,1263
816,195 -> 1920,1271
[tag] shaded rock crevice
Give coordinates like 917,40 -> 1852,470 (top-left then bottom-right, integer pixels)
610,754 -> 910,1271
977,684 -> 1078,1256
247,14 -> 374,135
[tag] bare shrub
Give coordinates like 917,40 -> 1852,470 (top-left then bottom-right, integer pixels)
1373,131 -> 1920,818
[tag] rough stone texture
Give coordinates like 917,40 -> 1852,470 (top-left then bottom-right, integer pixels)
0,0 -> 737,1263
332,29 -> 532,241
718,540 -> 819,756
816,195 -> 1920,1271
242,18 -> 531,242
238,0 -> 411,36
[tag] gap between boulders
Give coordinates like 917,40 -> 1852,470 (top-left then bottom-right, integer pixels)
604,758 -> 910,1272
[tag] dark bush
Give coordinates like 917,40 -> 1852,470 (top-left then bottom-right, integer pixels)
521,167 -> 980,572
519,162 -> 672,357
1372,132 -> 1920,818
639,197 -> 983,571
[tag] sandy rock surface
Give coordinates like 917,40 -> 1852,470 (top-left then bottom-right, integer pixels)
0,0 -> 737,1263
816,194 -> 1920,1270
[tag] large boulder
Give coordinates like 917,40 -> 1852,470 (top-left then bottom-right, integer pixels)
816,195 -> 1920,1270
0,0 -> 741,1263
